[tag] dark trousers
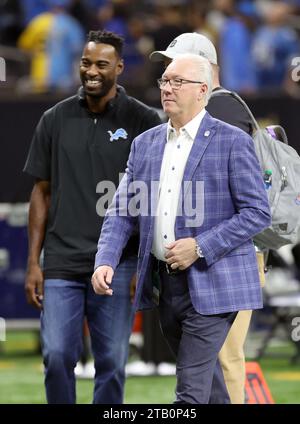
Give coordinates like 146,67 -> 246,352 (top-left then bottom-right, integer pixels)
141,309 -> 174,364
157,269 -> 237,404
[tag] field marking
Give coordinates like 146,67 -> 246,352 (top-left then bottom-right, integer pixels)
270,371 -> 300,381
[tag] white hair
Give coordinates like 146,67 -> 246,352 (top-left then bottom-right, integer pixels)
172,53 -> 213,106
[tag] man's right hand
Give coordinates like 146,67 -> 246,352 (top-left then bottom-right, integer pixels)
25,264 -> 44,310
92,266 -> 114,296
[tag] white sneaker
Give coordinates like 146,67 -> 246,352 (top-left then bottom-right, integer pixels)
125,360 -> 156,376
75,361 -> 95,379
74,362 -> 83,376
156,362 -> 176,376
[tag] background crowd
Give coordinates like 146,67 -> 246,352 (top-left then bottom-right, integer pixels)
1,0 -> 300,105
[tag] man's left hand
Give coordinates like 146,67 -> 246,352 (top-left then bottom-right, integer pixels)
165,238 -> 199,270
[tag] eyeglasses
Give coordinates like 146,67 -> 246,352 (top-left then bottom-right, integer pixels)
157,77 -> 203,90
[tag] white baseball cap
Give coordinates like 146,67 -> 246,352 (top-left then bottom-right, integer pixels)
149,32 -> 218,65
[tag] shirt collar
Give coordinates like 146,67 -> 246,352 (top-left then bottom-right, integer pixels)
77,85 -> 126,111
167,108 -> 207,142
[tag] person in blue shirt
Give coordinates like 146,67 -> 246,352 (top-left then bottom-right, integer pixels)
217,0 -> 258,93
18,0 -> 84,92
252,2 -> 300,90
47,2 -> 85,91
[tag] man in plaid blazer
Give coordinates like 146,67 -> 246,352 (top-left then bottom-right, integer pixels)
92,54 -> 271,403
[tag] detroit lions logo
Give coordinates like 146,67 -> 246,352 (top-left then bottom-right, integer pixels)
108,128 -> 128,142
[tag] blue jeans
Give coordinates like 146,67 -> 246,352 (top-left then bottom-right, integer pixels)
41,257 -> 136,404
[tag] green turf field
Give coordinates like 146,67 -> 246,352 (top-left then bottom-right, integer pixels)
0,330 -> 299,404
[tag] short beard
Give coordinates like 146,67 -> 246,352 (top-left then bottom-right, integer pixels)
83,78 -> 115,99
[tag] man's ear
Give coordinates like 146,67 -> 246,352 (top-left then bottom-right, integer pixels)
201,83 -> 208,95
116,59 -> 124,76
198,83 -> 208,100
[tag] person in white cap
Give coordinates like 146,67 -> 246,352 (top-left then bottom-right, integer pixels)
150,32 -> 260,404
150,32 -> 253,134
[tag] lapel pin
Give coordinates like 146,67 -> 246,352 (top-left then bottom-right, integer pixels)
204,130 -> 210,137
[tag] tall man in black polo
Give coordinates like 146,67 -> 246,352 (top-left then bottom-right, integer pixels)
24,30 -> 161,404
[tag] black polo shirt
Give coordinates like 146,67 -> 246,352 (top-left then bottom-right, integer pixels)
24,86 -> 161,280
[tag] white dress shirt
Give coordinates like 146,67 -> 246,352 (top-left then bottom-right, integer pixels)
152,109 -> 207,261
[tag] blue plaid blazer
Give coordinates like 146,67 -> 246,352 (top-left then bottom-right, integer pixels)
95,112 -> 271,314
